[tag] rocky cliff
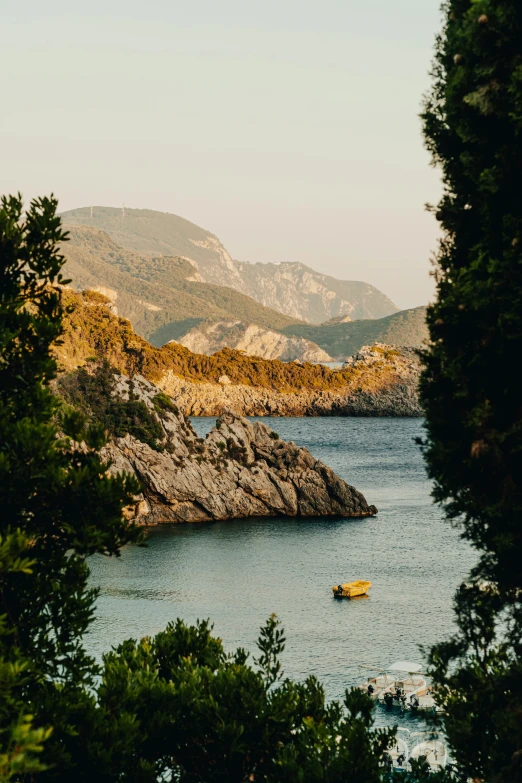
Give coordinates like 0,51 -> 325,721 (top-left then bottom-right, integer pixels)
98,375 -> 377,524
171,319 -> 333,363
228,261 -> 399,324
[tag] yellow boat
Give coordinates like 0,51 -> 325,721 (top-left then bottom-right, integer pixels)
332,580 -> 372,598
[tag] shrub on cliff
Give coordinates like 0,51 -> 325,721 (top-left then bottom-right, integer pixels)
421,2 -> 522,780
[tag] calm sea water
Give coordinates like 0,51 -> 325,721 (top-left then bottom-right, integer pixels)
87,418 -> 474,726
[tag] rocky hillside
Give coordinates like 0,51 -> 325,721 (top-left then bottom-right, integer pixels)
55,289 -> 422,417
60,206 -> 399,323
283,306 -> 429,360
230,261 -> 399,323
58,365 -> 377,524
154,346 -> 421,417
170,319 -> 332,363
170,308 -> 429,363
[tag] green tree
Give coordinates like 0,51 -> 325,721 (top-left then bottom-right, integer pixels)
0,194 -> 141,776
0,530 -> 51,782
81,615 -> 394,783
420,2 -> 522,781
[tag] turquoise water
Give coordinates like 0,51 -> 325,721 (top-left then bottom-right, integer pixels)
87,418 -> 474,725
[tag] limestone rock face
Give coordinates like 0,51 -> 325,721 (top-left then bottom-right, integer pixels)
101,375 -> 377,525
171,319 -> 333,363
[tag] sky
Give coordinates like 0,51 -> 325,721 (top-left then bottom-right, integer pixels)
1,0 -> 443,310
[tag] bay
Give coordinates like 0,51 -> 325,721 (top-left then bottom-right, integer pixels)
87,417 -> 474,726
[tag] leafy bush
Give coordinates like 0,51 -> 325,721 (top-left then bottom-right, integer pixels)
152,391 -> 179,415
85,615 -> 394,783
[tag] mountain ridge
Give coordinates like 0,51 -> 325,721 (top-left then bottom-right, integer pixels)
60,206 -> 399,323
55,289 -> 422,417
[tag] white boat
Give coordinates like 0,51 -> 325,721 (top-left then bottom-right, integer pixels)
408,690 -> 443,714
409,733 -> 448,771
378,661 -> 428,709
384,729 -> 410,770
356,665 -> 398,700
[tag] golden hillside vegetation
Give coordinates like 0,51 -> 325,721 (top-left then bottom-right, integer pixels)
57,289 -> 409,393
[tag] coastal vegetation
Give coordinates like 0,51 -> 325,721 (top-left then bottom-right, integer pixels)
420,2 -> 522,781
59,360 -> 166,451
57,288 -> 406,395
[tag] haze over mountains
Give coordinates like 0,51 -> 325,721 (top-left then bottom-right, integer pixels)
59,205 -> 428,362
61,207 -> 399,324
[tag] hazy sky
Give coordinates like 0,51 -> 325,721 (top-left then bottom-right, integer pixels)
1,0 -> 443,310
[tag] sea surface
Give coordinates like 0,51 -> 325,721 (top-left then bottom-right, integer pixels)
87,417 -> 475,727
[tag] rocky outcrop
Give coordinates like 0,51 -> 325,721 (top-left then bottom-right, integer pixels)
101,375 -> 377,524
171,319 -> 333,363
155,345 -> 422,418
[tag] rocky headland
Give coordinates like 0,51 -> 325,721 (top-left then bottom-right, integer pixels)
156,345 -> 421,417
97,374 -> 377,525
56,290 -> 423,418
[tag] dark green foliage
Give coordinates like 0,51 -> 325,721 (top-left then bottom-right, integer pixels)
0,531 -> 52,780
269,430 -> 280,440
421,0 -> 522,589
153,391 -> 179,415
420,3 -> 522,781
59,361 -> 165,450
224,437 -> 249,464
0,195 -> 140,777
426,586 -> 522,783
75,616 -> 395,783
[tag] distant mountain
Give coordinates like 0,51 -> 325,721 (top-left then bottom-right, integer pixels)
61,225 -> 303,348
60,206 -> 399,324
282,307 -> 428,360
